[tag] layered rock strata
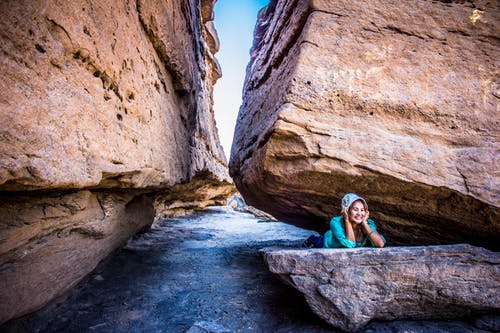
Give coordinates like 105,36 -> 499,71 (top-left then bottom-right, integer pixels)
261,245 -> 500,332
230,0 -> 500,248
0,0 -> 231,324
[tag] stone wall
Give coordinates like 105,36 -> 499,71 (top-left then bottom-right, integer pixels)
0,0 -> 232,324
230,0 -> 499,248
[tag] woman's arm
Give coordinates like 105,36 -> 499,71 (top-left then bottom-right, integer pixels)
361,212 -> 385,248
325,216 -> 357,248
342,207 -> 356,242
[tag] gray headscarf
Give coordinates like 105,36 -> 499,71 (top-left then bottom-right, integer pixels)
341,193 -> 367,211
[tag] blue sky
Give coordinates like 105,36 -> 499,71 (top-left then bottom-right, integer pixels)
213,0 -> 270,159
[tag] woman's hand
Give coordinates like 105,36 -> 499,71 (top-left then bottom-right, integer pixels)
361,210 -> 370,233
341,206 -> 349,224
363,210 -> 370,224
342,206 -> 355,242
361,211 -> 385,248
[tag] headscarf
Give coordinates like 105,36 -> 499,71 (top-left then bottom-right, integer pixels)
341,193 -> 367,212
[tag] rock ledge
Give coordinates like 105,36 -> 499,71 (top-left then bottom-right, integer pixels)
261,244 -> 500,332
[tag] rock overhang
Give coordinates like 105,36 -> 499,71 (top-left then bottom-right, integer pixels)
230,0 -> 500,249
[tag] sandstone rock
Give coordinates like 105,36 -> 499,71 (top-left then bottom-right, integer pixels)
0,0 -> 227,191
154,172 -> 236,218
229,0 -> 500,249
0,190 -> 154,324
0,0 -> 230,324
261,244 -> 500,332
227,193 -> 278,221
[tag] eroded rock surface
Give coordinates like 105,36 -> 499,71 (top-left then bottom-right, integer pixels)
0,0 -> 231,324
0,0 -> 226,190
0,191 -> 155,325
261,244 -> 500,332
230,0 -> 500,248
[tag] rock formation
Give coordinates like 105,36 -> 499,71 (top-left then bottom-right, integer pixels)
229,0 -> 500,249
227,193 -> 278,221
261,244 -> 500,332
0,0 -> 232,324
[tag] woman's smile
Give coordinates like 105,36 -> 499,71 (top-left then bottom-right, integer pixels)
348,201 -> 366,224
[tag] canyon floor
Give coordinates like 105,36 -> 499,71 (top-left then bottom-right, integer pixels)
1,207 -> 489,333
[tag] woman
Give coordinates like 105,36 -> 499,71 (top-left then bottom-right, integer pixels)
303,193 -> 385,248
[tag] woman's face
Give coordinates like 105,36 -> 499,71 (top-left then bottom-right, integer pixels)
348,200 -> 366,224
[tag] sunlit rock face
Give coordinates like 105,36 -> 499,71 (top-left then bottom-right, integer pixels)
0,0 -> 231,324
230,0 -> 500,248
261,245 -> 500,332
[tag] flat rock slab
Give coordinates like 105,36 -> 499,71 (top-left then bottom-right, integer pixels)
261,244 -> 500,332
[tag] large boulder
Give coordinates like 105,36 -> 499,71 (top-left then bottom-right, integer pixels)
261,244 -> 500,332
0,0 -> 232,324
229,0 -> 500,248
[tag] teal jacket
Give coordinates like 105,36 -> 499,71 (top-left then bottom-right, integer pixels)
323,215 -> 386,248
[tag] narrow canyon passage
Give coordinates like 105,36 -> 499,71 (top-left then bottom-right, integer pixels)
1,0 -> 497,331
1,208 -> 332,333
